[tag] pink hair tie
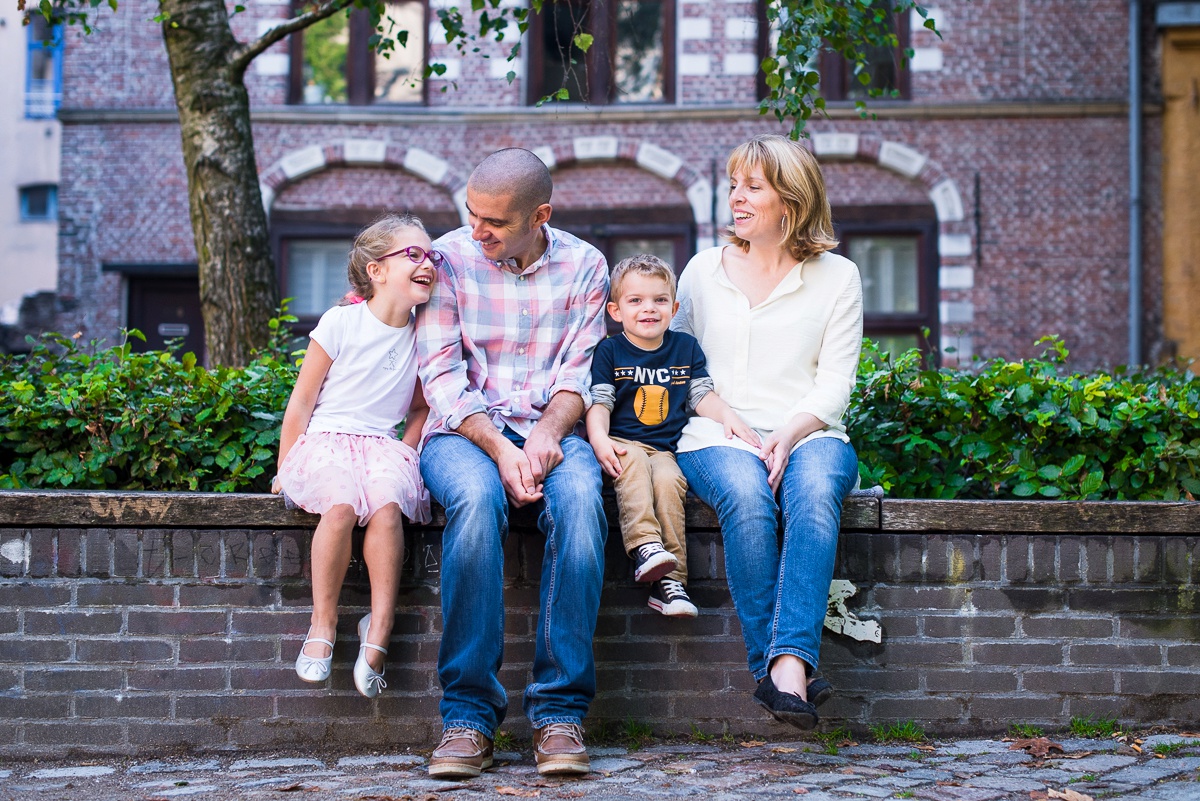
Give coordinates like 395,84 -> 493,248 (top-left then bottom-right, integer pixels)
344,293 -> 365,304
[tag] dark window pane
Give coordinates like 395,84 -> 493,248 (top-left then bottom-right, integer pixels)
302,13 -> 349,104
613,1 -> 664,102
866,333 -> 921,357
846,11 -> 900,99
540,0 -> 591,102
374,1 -> 425,103
20,185 -> 56,220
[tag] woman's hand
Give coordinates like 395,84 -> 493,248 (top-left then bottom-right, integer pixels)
590,435 -> 627,479
270,476 -> 283,495
759,412 -> 825,492
759,429 -> 799,493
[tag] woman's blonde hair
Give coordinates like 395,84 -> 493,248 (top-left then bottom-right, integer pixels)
340,213 -> 428,305
725,134 -> 838,262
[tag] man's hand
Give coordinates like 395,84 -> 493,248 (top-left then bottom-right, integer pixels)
523,425 -> 565,485
497,443 -> 543,507
590,435 -> 627,479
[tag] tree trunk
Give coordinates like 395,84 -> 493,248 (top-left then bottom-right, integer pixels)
159,0 -> 278,367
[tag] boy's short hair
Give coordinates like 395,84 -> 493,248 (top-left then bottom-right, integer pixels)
609,253 -> 677,302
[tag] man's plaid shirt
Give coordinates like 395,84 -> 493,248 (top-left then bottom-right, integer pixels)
415,224 -> 609,444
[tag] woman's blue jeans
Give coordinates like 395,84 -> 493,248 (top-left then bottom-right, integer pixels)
420,431 -> 607,737
677,438 -> 858,681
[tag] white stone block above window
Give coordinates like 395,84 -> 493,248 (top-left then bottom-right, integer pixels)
280,146 -> 326,181
912,7 -> 944,32
939,266 -> 975,290
930,180 -> 965,222
724,17 -> 758,40
938,234 -> 973,258
344,140 -> 388,165
812,133 -> 859,159
910,47 -> 944,72
255,54 -> 290,76
430,59 -> 461,81
940,301 -> 974,325
678,18 -> 712,40
636,143 -> 684,180
679,54 -> 712,76
878,142 -> 927,178
723,53 -> 758,76
489,58 -> 523,80
687,179 -> 714,224
403,148 -> 449,185
574,136 -> 619,161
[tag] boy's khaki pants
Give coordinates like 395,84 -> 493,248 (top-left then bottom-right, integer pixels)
610,436 -> 688,583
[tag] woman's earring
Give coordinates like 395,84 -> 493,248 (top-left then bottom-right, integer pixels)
781,215 -> 788,232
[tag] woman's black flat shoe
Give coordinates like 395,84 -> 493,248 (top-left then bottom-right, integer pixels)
807,676 -> 833,707
753,675 -> 819,730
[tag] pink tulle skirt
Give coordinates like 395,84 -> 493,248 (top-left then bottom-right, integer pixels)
278,431 -> 431,526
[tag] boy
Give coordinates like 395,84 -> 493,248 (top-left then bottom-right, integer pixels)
586,254 -> 758,617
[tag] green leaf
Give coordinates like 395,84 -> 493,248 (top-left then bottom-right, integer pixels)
1037,485 -> 1062,498
555,87 -> 570,100
572,32 -> 593,53
1061,454 -> 1086,477
1012,482 -> 1038,497
1037,465 -> 1062,481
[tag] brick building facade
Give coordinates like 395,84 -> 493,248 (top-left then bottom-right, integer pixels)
53,0 -> 1182,369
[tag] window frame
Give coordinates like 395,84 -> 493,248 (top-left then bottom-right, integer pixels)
526,0 -> 677,106
831,206 -> 938,359
818,7 -> 911,102
18,184 -> 58,222
287,1 -> 430,107
25,18 -> 64,119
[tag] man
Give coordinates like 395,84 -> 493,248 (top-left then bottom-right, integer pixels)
416,148 -> 609,779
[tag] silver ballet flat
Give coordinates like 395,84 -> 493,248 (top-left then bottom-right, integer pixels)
295,629 -> 335,683
353,613 -> 388,698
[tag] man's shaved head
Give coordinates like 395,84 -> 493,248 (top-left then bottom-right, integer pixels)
468,148 -> 553,215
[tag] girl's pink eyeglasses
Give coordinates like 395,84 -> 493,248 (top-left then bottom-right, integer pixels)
379,246 -> 444,267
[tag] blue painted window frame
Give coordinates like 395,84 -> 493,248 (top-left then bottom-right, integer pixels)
26,20 -> 64,119
19,185 -> 58,222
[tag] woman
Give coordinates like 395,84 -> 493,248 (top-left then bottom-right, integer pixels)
673,134 -> 863,730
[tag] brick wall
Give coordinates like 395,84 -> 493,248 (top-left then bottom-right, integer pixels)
53,0 -> 1166,370
1,491 -> 1196,756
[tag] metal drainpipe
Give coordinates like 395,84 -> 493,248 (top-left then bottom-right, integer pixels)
1128,0 -> 1143,366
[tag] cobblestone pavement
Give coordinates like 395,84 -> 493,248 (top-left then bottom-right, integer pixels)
3,734 -> 1198,800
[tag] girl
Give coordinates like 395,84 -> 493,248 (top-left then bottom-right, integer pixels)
273,214 -> 436,698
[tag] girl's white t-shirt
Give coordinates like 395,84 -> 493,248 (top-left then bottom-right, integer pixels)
305,302 -> 419,439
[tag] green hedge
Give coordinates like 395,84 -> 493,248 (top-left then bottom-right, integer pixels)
1,330 -> 1198,500
851,338 -> 1200,501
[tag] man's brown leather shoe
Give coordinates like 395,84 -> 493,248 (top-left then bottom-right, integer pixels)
533,722 -> 589,776
429,727 -> 493,779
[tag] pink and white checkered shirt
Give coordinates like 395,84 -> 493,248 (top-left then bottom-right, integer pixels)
416,224 -> 609,443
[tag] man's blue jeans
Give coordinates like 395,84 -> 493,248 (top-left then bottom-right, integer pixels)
420,430 -> 607,737
677,438 -> 858,681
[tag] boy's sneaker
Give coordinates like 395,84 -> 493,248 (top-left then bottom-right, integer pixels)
632,542 -> 677,583
648,578 -> 698,618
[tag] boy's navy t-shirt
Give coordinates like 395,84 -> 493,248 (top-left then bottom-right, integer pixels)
590,329 -> 709,451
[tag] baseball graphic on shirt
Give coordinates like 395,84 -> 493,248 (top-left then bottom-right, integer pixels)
634,384 -> 669,426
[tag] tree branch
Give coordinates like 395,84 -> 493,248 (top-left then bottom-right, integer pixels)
229,0 -> 358,77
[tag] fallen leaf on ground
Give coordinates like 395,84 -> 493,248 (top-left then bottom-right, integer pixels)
1030,792 -> 1049,801
557,792 -> 584,799
496,788 -> 540,798
739,740 -> 766,748
772,747 -> 797,753
276,784 -> 318,793
1055,751 -> 1094,760
1131,744 -> 1143,753
1048,789 -> 1093,801
1010,737 -> 1065,758
792,789 -> 808,795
